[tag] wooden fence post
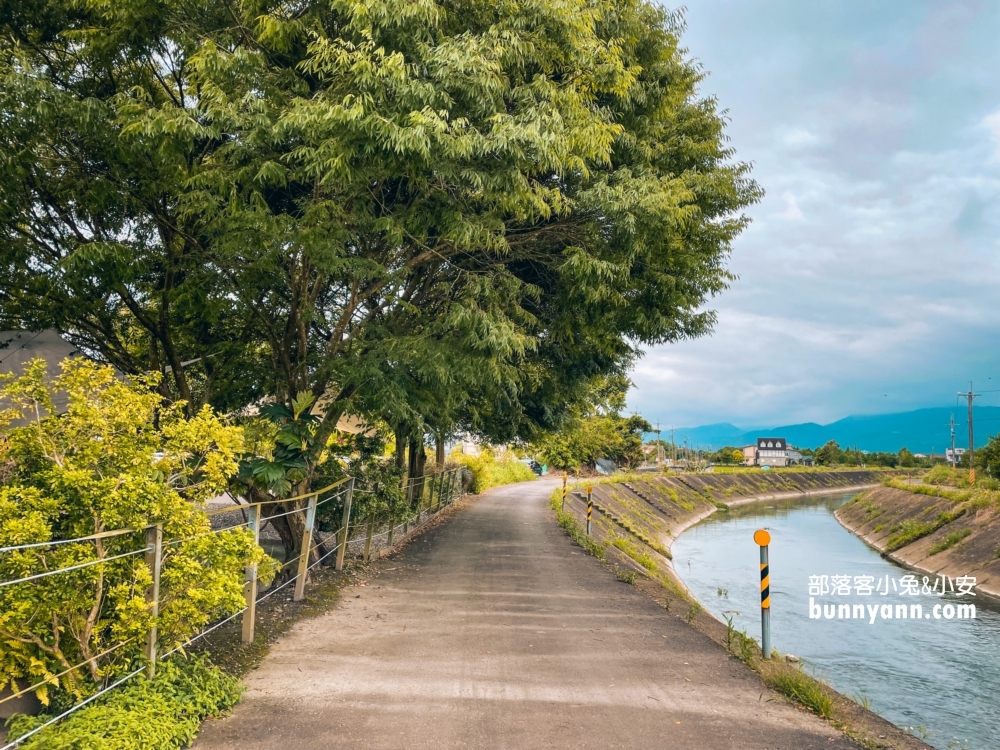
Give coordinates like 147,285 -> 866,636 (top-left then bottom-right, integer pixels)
364,513 -> 375,562
293,493 -> 318,601
242,504 -> 260,644
144,524 -> 163,677
335,479 -> 354,571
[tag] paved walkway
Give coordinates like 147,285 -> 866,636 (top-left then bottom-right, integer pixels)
195,479 -> 855,749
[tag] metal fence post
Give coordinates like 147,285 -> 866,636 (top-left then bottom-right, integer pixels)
242,504 -> 260,644
364,513 -> 375,562
294,493 -> 318,601
754,528 -> 772,658
336,479 -> 354,571
436,472 -> 445,511
144,524 -> 163,677
586,487 -> 593,536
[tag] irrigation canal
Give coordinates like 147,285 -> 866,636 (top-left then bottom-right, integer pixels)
672,492 -> 1000,750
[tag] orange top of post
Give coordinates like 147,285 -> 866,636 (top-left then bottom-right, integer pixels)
586,486 -> 593,494
753,529 -> 771,547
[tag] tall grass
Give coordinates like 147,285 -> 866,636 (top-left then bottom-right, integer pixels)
454,452 -> 536,493
763,667 -> 835,718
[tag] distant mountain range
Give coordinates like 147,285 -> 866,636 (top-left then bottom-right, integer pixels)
652,407 -> 1000,454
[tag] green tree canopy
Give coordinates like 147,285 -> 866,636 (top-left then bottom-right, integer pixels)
529,375 -> 650,470
0,0 -> 758,460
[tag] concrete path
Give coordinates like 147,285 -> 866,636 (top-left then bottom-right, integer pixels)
195,479 -> 855,749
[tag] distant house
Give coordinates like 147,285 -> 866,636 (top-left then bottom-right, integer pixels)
741,444 -> 757,465
946,447 -> 966,465
755,437 -> 788,468
0,330 -> 82,422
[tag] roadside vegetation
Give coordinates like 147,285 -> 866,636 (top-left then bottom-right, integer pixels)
0,363 -> 274,712
453,451 -> 536,494
5,657 -> 240,750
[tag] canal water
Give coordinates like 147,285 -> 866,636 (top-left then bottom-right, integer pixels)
671,492 -> 1000,750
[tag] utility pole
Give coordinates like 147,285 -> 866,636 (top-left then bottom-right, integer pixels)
950,415 -> 956,469
655,423 -> 663,469
958,384 -> 979,483
670,428 -> 676,466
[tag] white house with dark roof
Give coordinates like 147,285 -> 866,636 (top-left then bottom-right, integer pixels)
755,437 -> 788,467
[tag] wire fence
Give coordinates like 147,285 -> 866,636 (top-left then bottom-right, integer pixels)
0,467 -> 465,749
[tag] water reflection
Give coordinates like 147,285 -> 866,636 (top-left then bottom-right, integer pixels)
672,492 -> 1000,750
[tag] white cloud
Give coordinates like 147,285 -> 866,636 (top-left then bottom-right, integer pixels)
777,191 -> 806,221
781,128 -> 820,148
983,109 -> 1000,158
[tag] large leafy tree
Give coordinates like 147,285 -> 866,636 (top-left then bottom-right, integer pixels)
0,0 -> 759,498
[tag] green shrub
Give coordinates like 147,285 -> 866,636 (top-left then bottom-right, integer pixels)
4,656 -> 241,750
923,465 -> 964,486
0,360 -> 274,706
454,451 -> 535,493
928,528 -> 973,555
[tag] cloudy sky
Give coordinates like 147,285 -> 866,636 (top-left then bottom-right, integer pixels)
629,0 -> 1000,429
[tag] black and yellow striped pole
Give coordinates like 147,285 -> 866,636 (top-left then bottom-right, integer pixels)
754,528 -> 772,659
586,486 -> 593,536
561,473 -> 568,512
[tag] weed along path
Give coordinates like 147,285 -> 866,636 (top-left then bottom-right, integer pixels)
194,478 -> 856,750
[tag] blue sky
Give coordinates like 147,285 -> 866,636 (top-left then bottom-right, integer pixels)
629,0 -> 1000,429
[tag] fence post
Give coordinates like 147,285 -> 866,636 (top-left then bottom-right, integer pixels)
435,472 -> 445,511
586,487 -> 593,536
242,504 -> 260,644
364,513 -> 375,562
387,518 -> 395,549
336,479 -> 354,571
144,523 -> 163,677
293,493 -> 318,601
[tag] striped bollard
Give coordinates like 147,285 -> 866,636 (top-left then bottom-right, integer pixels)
586,486 -> 593,536
754,528 -> 771,659
561,473 -> 567,512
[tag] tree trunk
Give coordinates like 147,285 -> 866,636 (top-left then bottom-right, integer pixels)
436,434 -> 445,469
408,434 -> 427,505
395,424 -> 408,471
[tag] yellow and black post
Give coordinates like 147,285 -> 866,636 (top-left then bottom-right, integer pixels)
561,473 -> 568,512
754,528 -> 772,658
586,486 -> 593,536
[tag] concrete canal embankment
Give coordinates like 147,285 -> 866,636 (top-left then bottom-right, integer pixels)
836,484 -> 1000,600
560,470 -> 885,558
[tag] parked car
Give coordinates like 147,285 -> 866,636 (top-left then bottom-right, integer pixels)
519,457 -> 544,475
